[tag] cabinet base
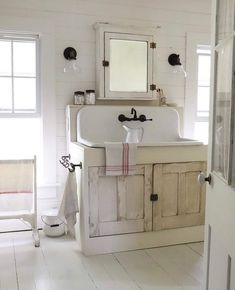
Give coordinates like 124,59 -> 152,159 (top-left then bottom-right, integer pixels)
76,225 -> 204,255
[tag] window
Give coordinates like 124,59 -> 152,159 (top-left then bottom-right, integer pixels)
0,34 -> 39,115
0,33 -> 42,181
194,46 -> 211,144
185,33 -> 211,144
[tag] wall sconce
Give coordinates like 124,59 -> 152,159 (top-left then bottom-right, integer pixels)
63,47 -> 80,73
168,53 -> 187,77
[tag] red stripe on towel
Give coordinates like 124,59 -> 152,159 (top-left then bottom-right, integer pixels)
122,143 -> 129,175
125,143 -> 129,175
0,191 -> 32,194
106,166 -> 135,169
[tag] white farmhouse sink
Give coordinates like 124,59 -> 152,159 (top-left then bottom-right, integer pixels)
77,105 -> 203,147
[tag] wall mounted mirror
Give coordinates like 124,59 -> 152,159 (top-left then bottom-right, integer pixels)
95,23 -> 157,100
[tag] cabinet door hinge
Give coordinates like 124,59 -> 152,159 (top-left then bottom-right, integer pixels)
150,193 -> 158,202
150,42 -> 156,49
150,84 -> 156,91
102,60 -> 109,67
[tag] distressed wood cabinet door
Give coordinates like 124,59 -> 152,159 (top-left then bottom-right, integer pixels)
89,165 -> 152,237
153,162 -> 206,231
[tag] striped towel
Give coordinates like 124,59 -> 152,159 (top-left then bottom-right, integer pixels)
105,142 -> 137,176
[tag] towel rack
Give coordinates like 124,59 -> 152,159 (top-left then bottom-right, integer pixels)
59,154 -> 82,172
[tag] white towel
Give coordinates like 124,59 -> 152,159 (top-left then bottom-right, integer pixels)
105,142 -> 137,176
58,172 -> 79,236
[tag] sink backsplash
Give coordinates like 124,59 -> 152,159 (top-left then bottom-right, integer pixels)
77,105 -> 182,147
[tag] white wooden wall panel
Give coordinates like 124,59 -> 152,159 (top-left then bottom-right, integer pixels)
0,0 -> 211,15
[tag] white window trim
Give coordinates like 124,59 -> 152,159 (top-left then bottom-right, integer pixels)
0,17 -> 57,199
0,33 -> 41,117
184,32 -> 211,139
196,46 -> 211,121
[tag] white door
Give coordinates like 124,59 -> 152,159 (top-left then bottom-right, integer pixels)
202,0 -> 235,289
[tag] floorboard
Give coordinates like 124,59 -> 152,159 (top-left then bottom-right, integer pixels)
0,235 -> 18,290
0,231 -> 204,290
114,249 -> 185,290
186,242 -> 204,256
146,244 -> 203,290
81,253 -> 140,290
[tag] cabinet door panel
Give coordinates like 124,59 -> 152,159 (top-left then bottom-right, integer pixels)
185,172 -> 201,214
162,173 -> 178,217
126,175 -> 144,220
89,165 -> 152,237
99,220 -> 145,236
153,162 -> 206,231
98,176 -> 117,222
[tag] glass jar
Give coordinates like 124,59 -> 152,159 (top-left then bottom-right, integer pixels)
74,91 -> 85,105
85,90 -> 95,105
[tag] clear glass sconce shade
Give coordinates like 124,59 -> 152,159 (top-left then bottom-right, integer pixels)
172,64 -> 187,77
63,59 -> 81,73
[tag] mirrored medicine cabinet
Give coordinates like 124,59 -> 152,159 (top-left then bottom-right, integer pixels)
95,23 -> 157,100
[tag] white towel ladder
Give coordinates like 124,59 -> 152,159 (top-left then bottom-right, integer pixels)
0,156 -> 40,247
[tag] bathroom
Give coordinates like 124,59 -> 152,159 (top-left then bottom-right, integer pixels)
0,0 -> 234,289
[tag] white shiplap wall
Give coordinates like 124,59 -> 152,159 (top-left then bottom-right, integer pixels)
0,0 -> 211,195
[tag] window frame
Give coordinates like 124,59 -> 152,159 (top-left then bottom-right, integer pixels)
0,14 -> 57,203
196,45 -> 211,121
184,32 -> 211,143
0,33 -> 40,118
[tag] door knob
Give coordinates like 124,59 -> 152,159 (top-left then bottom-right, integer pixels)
198,172 -> 211,184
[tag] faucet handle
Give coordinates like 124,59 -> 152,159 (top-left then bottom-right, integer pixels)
118,114 -> 127,122
139,114 -> 153,122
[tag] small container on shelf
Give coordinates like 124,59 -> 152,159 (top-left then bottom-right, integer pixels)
85,90 -> 96,105
74,91 -> 85,105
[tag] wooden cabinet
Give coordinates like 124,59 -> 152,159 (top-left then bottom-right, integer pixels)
153,162 -> 206,231
88,161 -> 206,238
88,165 -> 152,237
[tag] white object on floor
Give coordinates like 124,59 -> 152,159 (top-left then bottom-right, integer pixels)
58,172 -> 79,236
41,208 -> 65,237
105,142 -> 137,176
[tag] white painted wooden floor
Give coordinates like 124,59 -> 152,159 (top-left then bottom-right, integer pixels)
0,231 -> 204,290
